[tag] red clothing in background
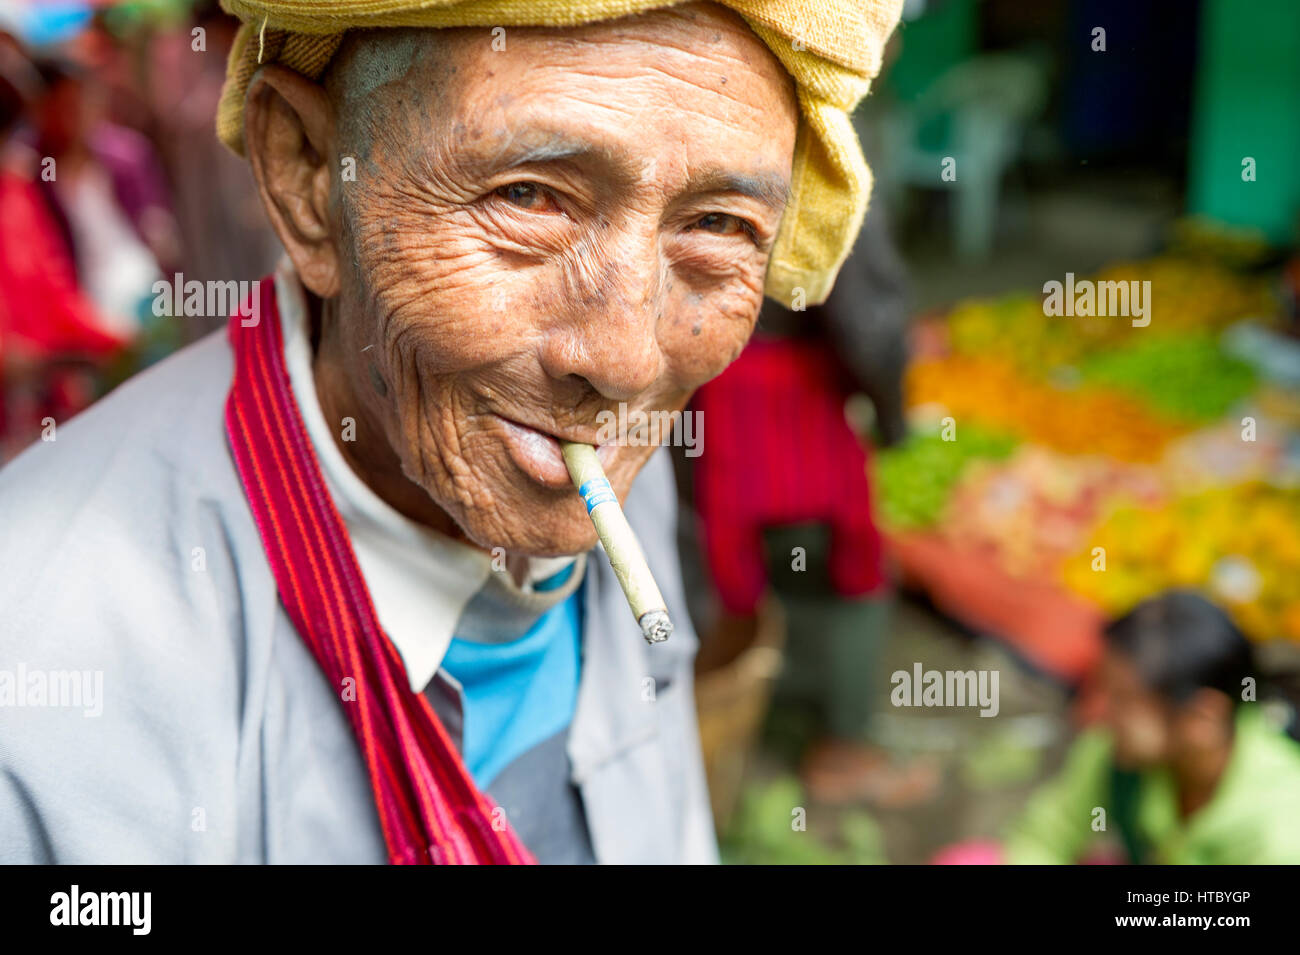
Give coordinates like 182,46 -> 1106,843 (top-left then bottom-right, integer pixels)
693,335 -> 886,614
0,167 -> 123,446
0,168 -> 122,354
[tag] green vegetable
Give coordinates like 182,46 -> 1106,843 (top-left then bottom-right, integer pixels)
720,776 -> 888,865
874,428 -> 1018,530
1078,333 -> 1256,421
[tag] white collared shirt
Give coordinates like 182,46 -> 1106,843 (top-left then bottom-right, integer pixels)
275,260 -> 574,692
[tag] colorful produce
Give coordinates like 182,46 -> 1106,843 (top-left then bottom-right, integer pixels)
894,252 -> 1290,644
1088,257 -> 1273,336
1166,217 -> 1277,271
905,355 -> 1186,461
1161,419 -> 1287,490
946,294 -> 1093,371
941,448 -> 1164,580
1077,333 -> 1256,422
1061,484 -> 1300,642
944,258 -> 1274,377
873,427 -> 1017,530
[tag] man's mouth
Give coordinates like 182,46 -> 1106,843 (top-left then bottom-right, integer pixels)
495,414 -> 616,489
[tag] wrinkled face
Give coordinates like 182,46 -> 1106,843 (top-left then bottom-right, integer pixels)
249,3 -> 798,556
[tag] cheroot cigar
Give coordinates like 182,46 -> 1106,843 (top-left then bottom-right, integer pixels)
560,441 -> 673,644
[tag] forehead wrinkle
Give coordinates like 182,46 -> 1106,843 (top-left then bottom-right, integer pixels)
535,3 -> 775,69
526,54 -> 791,127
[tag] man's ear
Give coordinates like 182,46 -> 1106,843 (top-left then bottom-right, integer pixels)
244,65 -> 340,298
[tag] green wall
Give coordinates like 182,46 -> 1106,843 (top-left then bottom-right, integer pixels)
883,0 -> 979,103
1187,0 -> 1300,244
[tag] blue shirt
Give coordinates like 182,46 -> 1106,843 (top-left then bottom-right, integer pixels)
441,567 -> 583,789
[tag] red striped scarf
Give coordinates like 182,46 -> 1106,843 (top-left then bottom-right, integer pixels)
223,280 -> 534,865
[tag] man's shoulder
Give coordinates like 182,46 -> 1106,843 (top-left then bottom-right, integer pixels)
0,329 -> 235,521
0,329 -> 259,626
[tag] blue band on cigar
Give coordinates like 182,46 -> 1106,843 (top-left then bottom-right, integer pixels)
578,477 -> 617,514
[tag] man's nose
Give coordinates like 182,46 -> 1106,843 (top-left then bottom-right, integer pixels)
538,239 -> 665,401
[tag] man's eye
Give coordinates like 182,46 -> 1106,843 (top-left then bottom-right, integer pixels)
496,182 -> 553,210
692,212 -> 752,238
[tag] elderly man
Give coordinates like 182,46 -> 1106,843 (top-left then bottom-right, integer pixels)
0,0 -> 901,864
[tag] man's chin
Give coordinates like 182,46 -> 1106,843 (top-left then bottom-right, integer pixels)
452,496 -> 599,558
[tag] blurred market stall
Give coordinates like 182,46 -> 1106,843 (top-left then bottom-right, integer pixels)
875,224 -> 1300,681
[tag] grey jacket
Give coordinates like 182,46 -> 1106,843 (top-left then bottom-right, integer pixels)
0,330 -> 717,864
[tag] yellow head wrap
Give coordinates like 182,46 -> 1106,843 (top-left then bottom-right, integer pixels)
216,0 -> 903,307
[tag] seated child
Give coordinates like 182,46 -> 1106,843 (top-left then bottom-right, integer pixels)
1004,591 -> 1300,864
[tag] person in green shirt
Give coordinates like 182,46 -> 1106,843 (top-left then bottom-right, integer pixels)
1004,590 -> 1300,864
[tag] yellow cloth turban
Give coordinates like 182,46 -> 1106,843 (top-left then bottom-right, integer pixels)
216,0 -> 903,307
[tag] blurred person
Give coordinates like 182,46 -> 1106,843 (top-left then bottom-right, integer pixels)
145,1 -> 281,325
71,15 -> 155,134
30,56 -> 177,338
693,123 -> 928,808
1003,591 -> 1300,864
0,1 -> 905,865
0,32 -> 123,456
